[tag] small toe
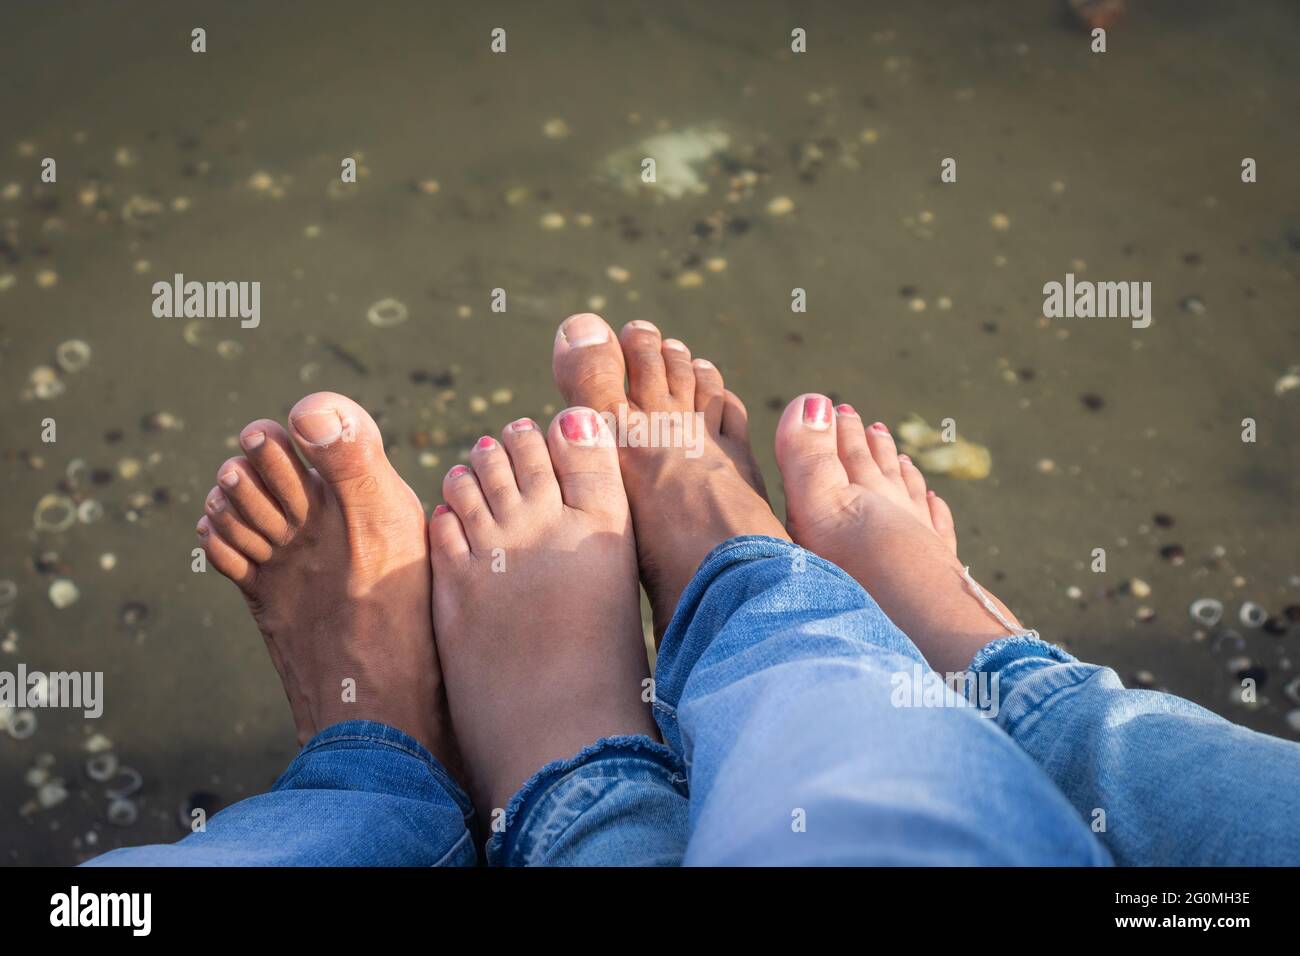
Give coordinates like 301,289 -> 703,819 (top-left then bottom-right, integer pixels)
927,491 -> 958,553
442,464 -> 495,550
239,419 -> 316,525
661,338 -> 696,401
693,359 -> 725,433
428,504 -> 471,562
216,457 -> 290,545
898,455 -> 928,504
468,435 -> 521,517
865,420 -> 903,482
620,320 -> 669,405
833,404 -> 880,486
204,487 -> 273,563
197,517 -> 257,589
500,417 -> 557,502
720,389 -> 751,441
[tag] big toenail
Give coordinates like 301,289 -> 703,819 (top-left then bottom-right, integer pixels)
559,408 -> 600,445
560,313 -> 610,348
835,403 -> 857,417
664,338 -> 688,351
218,470 -> 240,489
802,396 -> 832,430
207,493 -> 226,513
433,504 -> 451,516
510,418 -> 536,432
240,430 -> 266,450
475,436 -> 497,451
291,408 -> 343,445
447,465 -> 471,479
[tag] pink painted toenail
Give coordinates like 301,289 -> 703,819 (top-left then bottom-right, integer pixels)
447,465 -> 471,479
433,504 -> 451,516
559,408 -> 600,445
292,408 -> 343,445
510,418 -> 536,432
898,454 -> 911,463
835,403 -> 857,417
475,436 -> 496,451
196,521 -> 209,536
240,430 -> 266,450
802,396 -> 832,430
870,421 -> 889,433
927,489 -> 936,498
207,493 -> 226,513
560,313 -> 610,348
218,470 -> 240,489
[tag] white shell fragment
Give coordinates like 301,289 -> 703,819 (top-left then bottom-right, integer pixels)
366,297 -> 408,327
1189,598 -> 1223,628
34,493 -> 77,533
55,339 -> 92,373
48,578 -> 80,609
1238,602 -> 1267,629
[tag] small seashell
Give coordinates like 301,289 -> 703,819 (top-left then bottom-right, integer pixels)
542,118 -> 570,140
34,493 -> 77,533
989,212 -> 1010,231
216,339 -> 243,359
366,297 -> 408,328
468,396 -> 489,415
1190,598 -> 1223,627
1128,578 -> 1151,599
38,781 -> 69,809
29,365 -> 65,399
107,797 -> 138,827
55,339 -> 91,373
1239,601 -> 1267,629
107,766 -> 143,801
25,766 -> 50,787
8,709 -> 37,739
77,499 -> 103,524
49,578 -> 79,609
490,388 -> 513,405
767,196 -> 795,216
86,752 -> 119,782
539,212 -> 566,231
85,733 -> 113,753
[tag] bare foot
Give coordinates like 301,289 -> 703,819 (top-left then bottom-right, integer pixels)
775,395 -> 1026,675
429,408 -> 658,821
551,313 -> 788,638
196,391 -> 457,768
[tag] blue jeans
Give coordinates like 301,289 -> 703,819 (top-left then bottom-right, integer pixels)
87,536 -> 1296,866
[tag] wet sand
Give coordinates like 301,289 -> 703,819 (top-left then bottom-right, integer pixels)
1,0 -> 1298,863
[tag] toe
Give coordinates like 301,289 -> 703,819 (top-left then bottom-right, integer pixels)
693,359 -> 725,433
240,420 -> 316,525
428,503 -> 471,562
865,420 -> 903,483
927,491 -> 959,553
442,464 -> 495,550
468,434 -> 521,517
204,487 -> 273,562
774,394 -> 850,504
620,320 -> 670,406
833,404 -> 880,486
661,338 -> 696,401
197,517 -> 257,589
898,455 -> 928,504
548,407 -> 628,519
216,457 -> 290,545
720,389 -> 751,441
551,312 -> 628,416
287,392 -> 391,499
500,417 -> 558,502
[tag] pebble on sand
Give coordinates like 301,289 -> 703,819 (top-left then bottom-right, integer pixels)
539,212 -> 566,231
542,118 -> 571,140
48,578 -> 79,609
35,269 -> 58,288
990,212 -> 1011,231
767,196 -> 795,217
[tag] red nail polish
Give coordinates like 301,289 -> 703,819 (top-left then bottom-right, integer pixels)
475,436 -> 496,451
898,454 -> 911,464
870,421 -> 889,433
510,418 -> 535,432
433,504 -> 450,515
448,464 -> 470,479
802,395 -> 832,428
926,489 -> 936,498
560,408 -> 599,444
835,403 -> 857,417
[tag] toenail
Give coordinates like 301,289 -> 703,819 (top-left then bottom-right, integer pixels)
898,454 -> 911,464
218,470 -> 240,489
475,436 -> 497,451
207,493 -> 226,513
627,320 -> 657,332
291,408 -> 343,445
560,313 -> 610,348
559,408 -> 600,445
195,521 -> 209,536
447,465 -> 471,479
433,504 -> 451,516
926,489 -> 936,498
693,358 -> 715,370
510,418 -> 536,432
835,403 -> 857,417
802,396 -> 833,430
870,421 -> 889,433
663,338 -> 688,352
240,430 -> 266,450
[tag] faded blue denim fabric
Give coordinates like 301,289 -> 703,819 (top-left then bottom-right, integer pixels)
969,635 -> 1300,866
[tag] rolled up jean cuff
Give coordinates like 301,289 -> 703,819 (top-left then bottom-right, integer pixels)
284,719 -> 475,823
486,734 -> 688,866
965,634 -> 1103,730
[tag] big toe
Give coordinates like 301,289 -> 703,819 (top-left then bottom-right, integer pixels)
552,312 -> 629,416
288,392 -> 400,504
774,394 -> 851,517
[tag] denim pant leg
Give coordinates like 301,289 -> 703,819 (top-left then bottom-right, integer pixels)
487,735 -> 690,866
969,637 -> 1300,866
652,535 -> 1111,866
83,721 -> 476,866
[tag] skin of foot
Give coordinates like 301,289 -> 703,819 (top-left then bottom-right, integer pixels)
551,313 -> 789,638
429,408 -> 659,821
774,395 -> 1026,675
196,391 -> 458,771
